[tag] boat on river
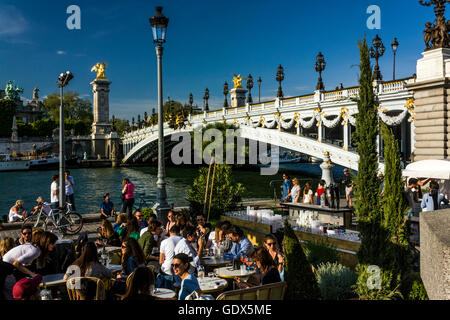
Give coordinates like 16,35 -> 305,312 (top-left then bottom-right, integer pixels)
0,154 -> 30,172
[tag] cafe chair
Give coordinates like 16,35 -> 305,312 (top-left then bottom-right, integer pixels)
216,281 -> 286,300
66,276 -> 106,300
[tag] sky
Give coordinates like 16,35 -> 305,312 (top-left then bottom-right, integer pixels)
0,0 -> 436,120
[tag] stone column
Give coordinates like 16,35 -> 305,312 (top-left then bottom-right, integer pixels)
230,87 -> 248,108
406,48 -> 450,160
317,121 -> 325,143
91,78 -> 112,159
343,122 -> 349,151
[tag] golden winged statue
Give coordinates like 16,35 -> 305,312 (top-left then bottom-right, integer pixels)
91,62 -> 107,79
232,74 -> 244,89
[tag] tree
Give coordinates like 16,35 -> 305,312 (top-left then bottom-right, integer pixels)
283,220 -> 321,300
0,99 -> 16,137
113,118 -> 130,136
352,38 -> 387,267
186,165 -> 245,220
42,90 -> 93,123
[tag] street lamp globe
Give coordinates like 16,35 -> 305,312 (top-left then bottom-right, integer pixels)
149,6 -> 169,44
391,37 -> 399,54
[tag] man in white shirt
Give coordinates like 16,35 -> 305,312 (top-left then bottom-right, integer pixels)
174,225 -> 205,274
50,174 -> 59,209
159,225 -> 183,275
65,170 -> 75,211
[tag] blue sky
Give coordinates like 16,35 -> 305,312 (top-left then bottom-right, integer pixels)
0,0 -> 434,119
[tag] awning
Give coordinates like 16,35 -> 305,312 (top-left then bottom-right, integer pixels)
402,159 -> 450,180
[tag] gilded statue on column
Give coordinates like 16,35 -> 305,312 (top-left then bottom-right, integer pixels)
420,0 -> 450,50
232,74 -> 244,89
91,62 -> 107,79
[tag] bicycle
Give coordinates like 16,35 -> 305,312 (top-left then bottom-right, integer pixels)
132,192 -> 157,211
22,203 -> 83,235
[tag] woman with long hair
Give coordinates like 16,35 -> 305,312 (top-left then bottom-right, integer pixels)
263,234 -> 285,272
9,200 -> 28,222
172,253 -> 201,300
95,219 -> 121,247
287,178 -> 301,203
0,237 -> 15,257
64,242 -> 112,280
121,178 -> 135,219
165,210 -> 177,235
120,238 -> 146,277
121,266 -> 155,300
302,182 -> 313,204
121,216 -> 140,241
175,214 -> 187,233
421,180 -> 449,211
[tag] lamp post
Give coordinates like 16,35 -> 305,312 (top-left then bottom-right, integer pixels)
257,76 -> 262,103
370,34 -> 385,81
276,65 -> 284,98
203,88 -> 210,112
315,52 -> 326,91
149,6 -> 170,214
189,93 -> 194,114
223,82 -> 229,108
391,37 -> 399,80
246,74 -> 253,104
57,70 -> 74,209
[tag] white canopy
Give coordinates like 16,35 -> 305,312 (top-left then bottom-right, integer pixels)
402,159 -> 450,180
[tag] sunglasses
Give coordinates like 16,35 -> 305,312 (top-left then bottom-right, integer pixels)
266,242 -> 275,246
121,245 -> 127,249
172,263 -> 181,268
22,232 -> 32,235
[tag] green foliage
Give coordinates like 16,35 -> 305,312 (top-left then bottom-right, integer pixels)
42,90 -> 93,123
401,272 -> 429,300
380,123 -> 412,276
140,208 -> 154,221
353,38 -> 386,268
302,240 -> 339,268
113,118 -> 130,136
32,119 -> 57,137
353,264 -> 403,300
315,262 -> 358,300
17,120 -> 34,137
283,220 -> 321,300
15,118 -> 90,137
0,99 -> 16,137
186,165 -> 245,220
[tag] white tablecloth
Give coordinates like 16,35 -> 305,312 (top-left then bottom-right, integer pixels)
198,276 -> 228,292
152,287 -> 176,299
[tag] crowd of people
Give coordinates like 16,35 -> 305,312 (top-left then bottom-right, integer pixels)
1,201 -> 286,300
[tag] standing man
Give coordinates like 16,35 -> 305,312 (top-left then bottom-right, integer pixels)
65,170 -> 75,211
280,173 -> 293,202
50,175 -> 59,209
341,168 -> 354,208
405,178 -> 419,218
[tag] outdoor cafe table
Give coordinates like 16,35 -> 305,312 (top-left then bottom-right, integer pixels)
198,276 -> 228,293
201,256 -> 232,268
41,273 -> 66,287
215,266 -> 256,279
103,246 -> 121,254
106,264 -> 122,272
152,288 -> 176,299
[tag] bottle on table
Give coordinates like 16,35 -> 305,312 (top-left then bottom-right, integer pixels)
197,265 -> 205,279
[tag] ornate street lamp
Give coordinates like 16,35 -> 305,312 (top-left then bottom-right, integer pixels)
137,114 -> 141,129
203,88 -> 210,112
257,76 -> 262,103
391,37 -> 399,80
246,74 -> 253,104
149,6 -> 170,214
223,82 -> 229,108
276,65 -> 284,98
370,34 -> 385,81
189,93 -> 194,114
56,70 -> 73,209
315,52 -> 326,91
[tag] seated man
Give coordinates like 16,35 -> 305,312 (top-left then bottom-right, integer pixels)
174,226 -> 205,274
12,274 -> 43,300
138,220 -> 163,264
100,193 -> 115,220
30,197 -> 51,216
15,226 -> 33,246
134,210 -> 148,231
224,226 -> 254,260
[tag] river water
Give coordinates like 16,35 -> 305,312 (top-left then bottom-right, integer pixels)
0,163 -> 347,219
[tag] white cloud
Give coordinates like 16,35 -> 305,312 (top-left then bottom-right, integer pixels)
57,50 -> 67,55
0,5 -> 27,37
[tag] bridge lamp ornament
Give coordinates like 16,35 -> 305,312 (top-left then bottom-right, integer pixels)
223,82 -> 229,108
315,52 -> 326,91
391,37 -> 399,80
189,93 -> 194,114
246,74 -> 254,104
276,65 -> 284,98
56,70 -> 74,209
257,76 -> 262,103
370,34 -> 385,81
203,88 -> 210,112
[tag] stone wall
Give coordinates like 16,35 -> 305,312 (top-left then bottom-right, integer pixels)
420,209 -> 450,300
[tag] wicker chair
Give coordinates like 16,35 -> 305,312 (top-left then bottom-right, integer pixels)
66,277 -> 106,300
216,282 -> 287,300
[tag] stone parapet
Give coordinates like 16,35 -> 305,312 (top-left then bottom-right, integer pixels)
420,209 -> 450,300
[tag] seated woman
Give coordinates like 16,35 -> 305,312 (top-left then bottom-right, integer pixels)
263,234 -> 285,281
234,247 -> 281,289
64,242 -> 112,281
121,266 -> 156,301
9,200 -> 28,222
120,217 -> 140,242
0,237 -> 15,258
100,193 -> 115,220
119,238 -> 146,278
113,213 -> 127,233
172,253 -> 201,300
95,219 -> 121,247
